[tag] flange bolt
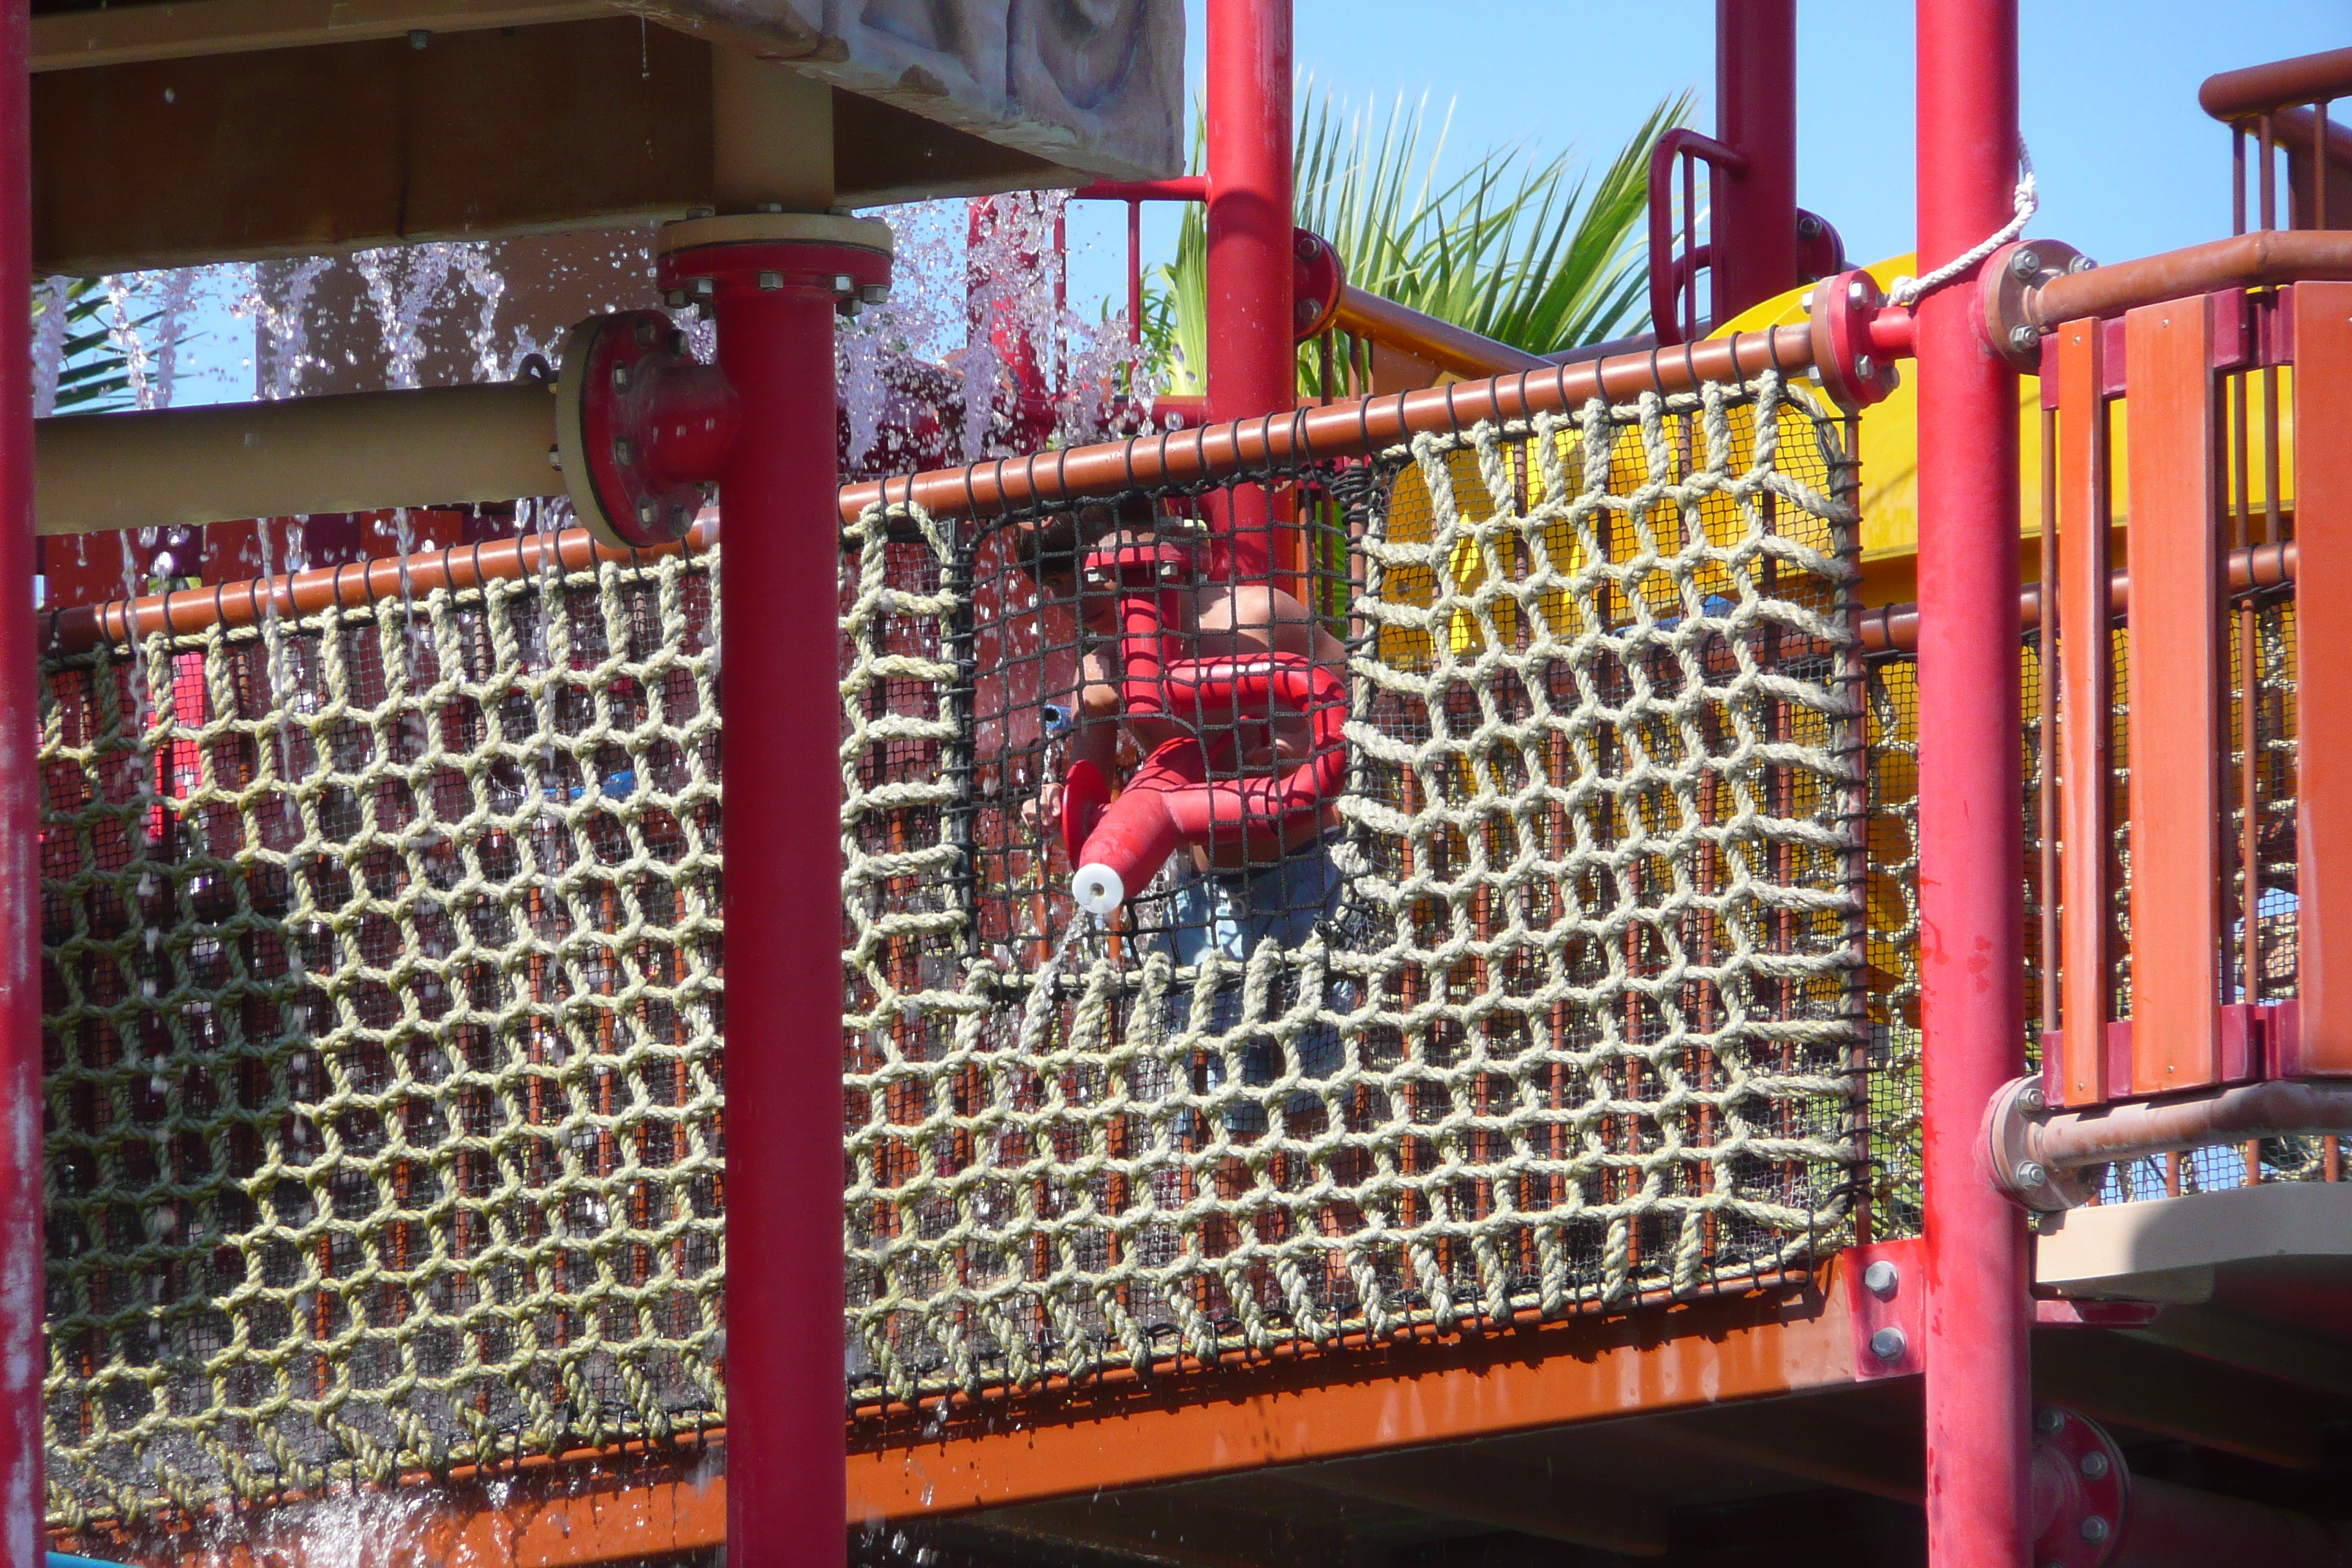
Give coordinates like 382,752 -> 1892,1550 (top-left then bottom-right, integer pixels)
2019,1082 -> 2047,1114
2081,1517 -> 2110,1544
2010,324 -> 2041,355
2035,1406 -> 2068,1436
2080,1450 -> 2110,1480
1869,1327 -> 1907,1361
2010,246 -> 2043,281
2015,1160 -> 2049,1190
1862,1260 -> 1900,1300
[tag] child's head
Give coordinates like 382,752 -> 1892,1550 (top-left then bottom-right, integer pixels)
1017,495 -> 1158,634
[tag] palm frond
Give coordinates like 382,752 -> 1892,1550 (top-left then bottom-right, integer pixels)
1145,84 -> 1692,396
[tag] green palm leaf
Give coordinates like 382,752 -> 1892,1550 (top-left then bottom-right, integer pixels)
1150,85 -> 1691,397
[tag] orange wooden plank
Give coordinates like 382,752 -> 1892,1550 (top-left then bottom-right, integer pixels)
2124,295 -> 2226,1096
2056,317 -> 2114,1106
2293,281 -> 2352,1074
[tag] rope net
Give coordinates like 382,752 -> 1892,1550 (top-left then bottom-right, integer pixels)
37,372 -> 1867,1526
841,374 -> 1867,1404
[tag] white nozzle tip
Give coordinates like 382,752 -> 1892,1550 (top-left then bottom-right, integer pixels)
1071,864 -> 1126,916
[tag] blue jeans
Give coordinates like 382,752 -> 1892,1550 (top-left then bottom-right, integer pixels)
1153,830 -> 1350,1134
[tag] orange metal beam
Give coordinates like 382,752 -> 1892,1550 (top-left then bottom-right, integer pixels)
849,1267 -> 1862,1522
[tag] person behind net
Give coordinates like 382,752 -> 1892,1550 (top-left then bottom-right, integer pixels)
1018,500 -> 1352,1137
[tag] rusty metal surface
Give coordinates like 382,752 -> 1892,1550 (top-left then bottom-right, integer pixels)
1330,284 -> 1549,379
2200,47 -> 2352,123
2124,295 -> 2226,1096
2027,233 -> 2352,328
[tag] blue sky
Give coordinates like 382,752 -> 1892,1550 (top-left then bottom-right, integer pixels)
1066,0 -> 2348,313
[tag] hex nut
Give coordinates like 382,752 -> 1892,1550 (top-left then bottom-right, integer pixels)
2010,324 -> 2041,354
1868,1326 -> 1907,1361
1862,1259 -> 1900,1300
2010,246 -> 2043,281
2015,1160 -> 2049,1189
2081,1516 -> 2110,1544
2080,1450 -> 2110,1480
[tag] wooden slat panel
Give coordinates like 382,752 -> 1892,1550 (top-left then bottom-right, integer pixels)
2293,281 -> 2352,1074
2057,317 -> 2114,1106
2125,296 -> 2225,1095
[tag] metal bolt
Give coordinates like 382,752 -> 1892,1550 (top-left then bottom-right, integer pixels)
2010,246 -> 2043,281
407,27 -> 431,48
755,202 -> 785,214
1853,354 -> 1877,381
832,274 -> 855,295
664,290 -> 687,309
546,445 -> 562,472
2081,1516 -> 2110,1545
2080,1450 -> 2110,1480
2035,1407 -> 2067,1436
1848,277 -> 1870,306
690,276 -> 715,299
2010,323 -> 2041,354
1797,213 -> 1824,241
1862,1260 -> 1900,1299
614,438 -> 636,467
2019,1082 -> 2048,1113
636,500 -> 656,526
611,363 -> 631,392
2015,1160 -> 2049,1190
2070,254 -> 2100,274
1868,1327 -> 1907,1361
1158,560 -> 1180,580
1882,364 -> 1901,392
1295,297 -> 1321,324
1295,233 -> 1320,261
758,271 -> 784,292
1801,290 -> 1814,312
860,283 -> 890,305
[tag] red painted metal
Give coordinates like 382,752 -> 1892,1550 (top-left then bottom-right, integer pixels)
1647,128 -> 1748,344
1912,2 -> 2031,1566
1203,0 -> 1294,582
2123,295 -> 2227,1097
0,0 -> 35,1556
2292,281 -> 2352,1076
562,309 -> 737,549
656,233 -> 889,1568
1291,227 -> 1344,342
1840,1238 -> 1926,1381
1066,536 -> 1346,910
1712,0 -> 1798,323
1809,269 -> 1905,409
2054,317 -> 2114,1108
1074,177 -> 1210,204
2028,1407 -> 2127,1568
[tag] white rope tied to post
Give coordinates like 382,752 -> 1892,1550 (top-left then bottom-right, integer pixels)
1886,139 -> 2038,306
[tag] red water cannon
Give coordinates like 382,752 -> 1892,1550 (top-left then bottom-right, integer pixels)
1058,535 -> 1348,916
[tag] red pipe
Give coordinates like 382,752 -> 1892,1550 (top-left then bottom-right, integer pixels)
1066,538 -> 1346,911
1914,3 -> 2031,1566
1074,177 -> 1209,203
1713,0 -> 1799,324
1203,0 -> 1294,581
0,0 -> 35,1556
657,227 -> 887,1568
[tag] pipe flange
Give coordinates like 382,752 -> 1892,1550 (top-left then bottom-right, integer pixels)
1807,268 -> 1903,411
1983,239 -> 2092,372
2032,1405 -> 2129,1568
1292,227 -> 1346,342
1989,1074 -> 2095,1213
557,310 -> 736,549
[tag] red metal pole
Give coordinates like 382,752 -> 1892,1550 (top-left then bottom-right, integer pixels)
657,219 -> 889,1568
0,0 -> 38,1555
1914,2 -> 2030,1566
1713,0 -> 1798,323
1204,0 -> 1293,581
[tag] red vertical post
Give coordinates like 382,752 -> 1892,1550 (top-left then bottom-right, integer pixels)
1914,2 -> 2030,1567
0,0 -> 37,1556
657,217 -> 891,1568
1204,0 -> 1293,581
1713,0 -> 1798,325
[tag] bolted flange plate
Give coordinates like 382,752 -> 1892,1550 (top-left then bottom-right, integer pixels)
1982,239 -> 2092,373
2032,1404 -> 2128,1568
1807,268 -> 1904,411
556,309 -> 736,550
1292,226 -> 1347,342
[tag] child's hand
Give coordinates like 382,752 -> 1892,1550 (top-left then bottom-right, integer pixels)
1022,780 -> 1065,838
